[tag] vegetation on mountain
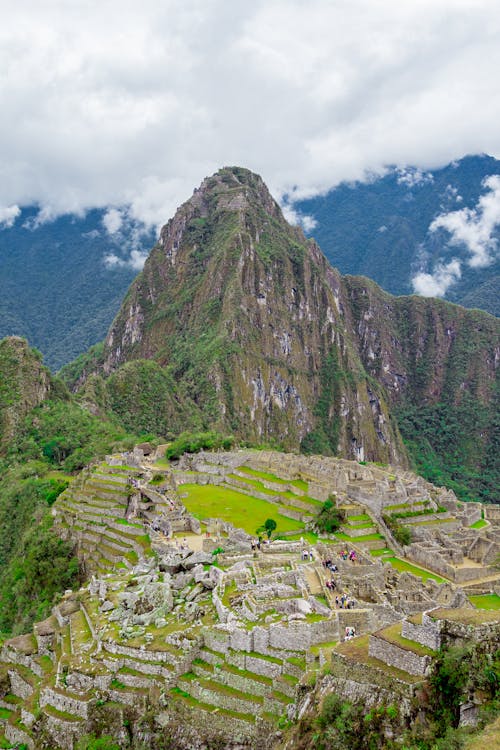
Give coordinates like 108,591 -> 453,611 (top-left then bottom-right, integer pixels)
0,337 -> 141,635
291,643 -> 499,750
165,431 -> 235,460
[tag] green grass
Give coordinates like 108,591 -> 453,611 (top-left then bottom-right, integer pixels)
335,532 -> 384,542
284,532 -> 319,544
385,557 -> 447,583
348,514 -> 371,522
369,548 -> 394,557
469,594 -> 500,610
0,708 -> 13,720
378,622 -> 436,656
178,484 -> 304,535
238,466 -> 308,491
346,521 -> 374,529
470,519 -> 488,529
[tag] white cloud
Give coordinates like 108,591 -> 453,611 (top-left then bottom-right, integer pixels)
0,1 -> 499,226
412,258 -> 462,297
430,175 -> 500,267
102,208 -> 124,235
104,249 -> 149,271
0,205 -> 20,228
396,167 -> 434,188
280,200 -> 317,232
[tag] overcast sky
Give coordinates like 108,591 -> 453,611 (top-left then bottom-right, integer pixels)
1,0 -> 500,230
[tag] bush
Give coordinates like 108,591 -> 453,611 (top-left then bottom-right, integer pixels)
315,499 -> 345,534
165,431 -> 235,460
383,514 -> 412,546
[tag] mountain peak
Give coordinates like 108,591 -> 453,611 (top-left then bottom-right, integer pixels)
71,168 -> 498,483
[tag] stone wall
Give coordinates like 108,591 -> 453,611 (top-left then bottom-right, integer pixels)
328,652 -> 417,714
40,686 -> 91,718
485,505 -> 500,522
405,545 -> 455,579
402,619 -> 441,650
8,669 -> 34,699
368,635 -> 432,676
5,723 -> 35,750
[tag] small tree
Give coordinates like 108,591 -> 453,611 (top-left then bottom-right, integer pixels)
315,499 -> 345,534
256,518 -> 277,539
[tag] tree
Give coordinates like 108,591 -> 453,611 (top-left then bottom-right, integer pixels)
256,518 -> 277,539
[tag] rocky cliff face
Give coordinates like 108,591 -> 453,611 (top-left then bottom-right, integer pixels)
0,336 -> 58,449
72,167 -> 499,471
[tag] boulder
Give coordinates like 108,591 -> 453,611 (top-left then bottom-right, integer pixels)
181,550 -> 213,569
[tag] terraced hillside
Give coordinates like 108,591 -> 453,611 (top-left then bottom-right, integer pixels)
0,448 -> 498,749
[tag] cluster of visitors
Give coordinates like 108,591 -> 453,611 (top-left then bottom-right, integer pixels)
335,594 -> 356,609
323,559 -> 338,573
340,548 -> 357,562
251,539 -> 261,551
344,626 -> 356,641
301,549 -> 314,561
325,578 -> 336,590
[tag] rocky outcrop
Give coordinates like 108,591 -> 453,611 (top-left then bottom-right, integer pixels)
0,336 -> 59,449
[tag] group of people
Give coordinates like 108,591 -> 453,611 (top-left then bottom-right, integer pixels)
340,548 -> 357,562
344,626 -> 356,641
322,558 -> 338,573
335,594 -> 356,609
325,578 -> 336,591
301,548 -> 314,561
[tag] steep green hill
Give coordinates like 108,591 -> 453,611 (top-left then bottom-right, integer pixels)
0,336 -> 140,635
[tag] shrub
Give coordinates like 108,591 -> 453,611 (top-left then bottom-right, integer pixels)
165,431 -> 235,460
315,499 -> 345,534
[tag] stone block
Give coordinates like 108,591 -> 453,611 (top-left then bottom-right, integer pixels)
230,628 -> 252,652
368,635 -> 432,676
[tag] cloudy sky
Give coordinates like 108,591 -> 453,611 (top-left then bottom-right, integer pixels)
1,0 -> 500,231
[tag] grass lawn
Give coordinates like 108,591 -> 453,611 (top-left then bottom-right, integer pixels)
178,484 -> 304,535
336,532 -> 384,542
469,594 -> 500,610
154,457 -> 170,467
285,532 -> 319,544
238,466 -> 308,491
370,548 -> 394,557
470,519 -> 488,529
377,622 -> 435,656
385,557 -> 447,583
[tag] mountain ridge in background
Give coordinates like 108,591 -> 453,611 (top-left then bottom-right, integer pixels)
0,207 -> 155,370
295,154 -> 500,316
1,154 -> 498,373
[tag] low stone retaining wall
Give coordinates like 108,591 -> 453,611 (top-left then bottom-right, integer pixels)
368,635 -> 432,676
1,647 -> 43,678
5,723 -> 35,750
40,686 -> 91,718
402,618 -> 441,650
8,669 -> 34,699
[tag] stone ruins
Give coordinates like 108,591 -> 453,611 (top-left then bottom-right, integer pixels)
0,449 -> 498,748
